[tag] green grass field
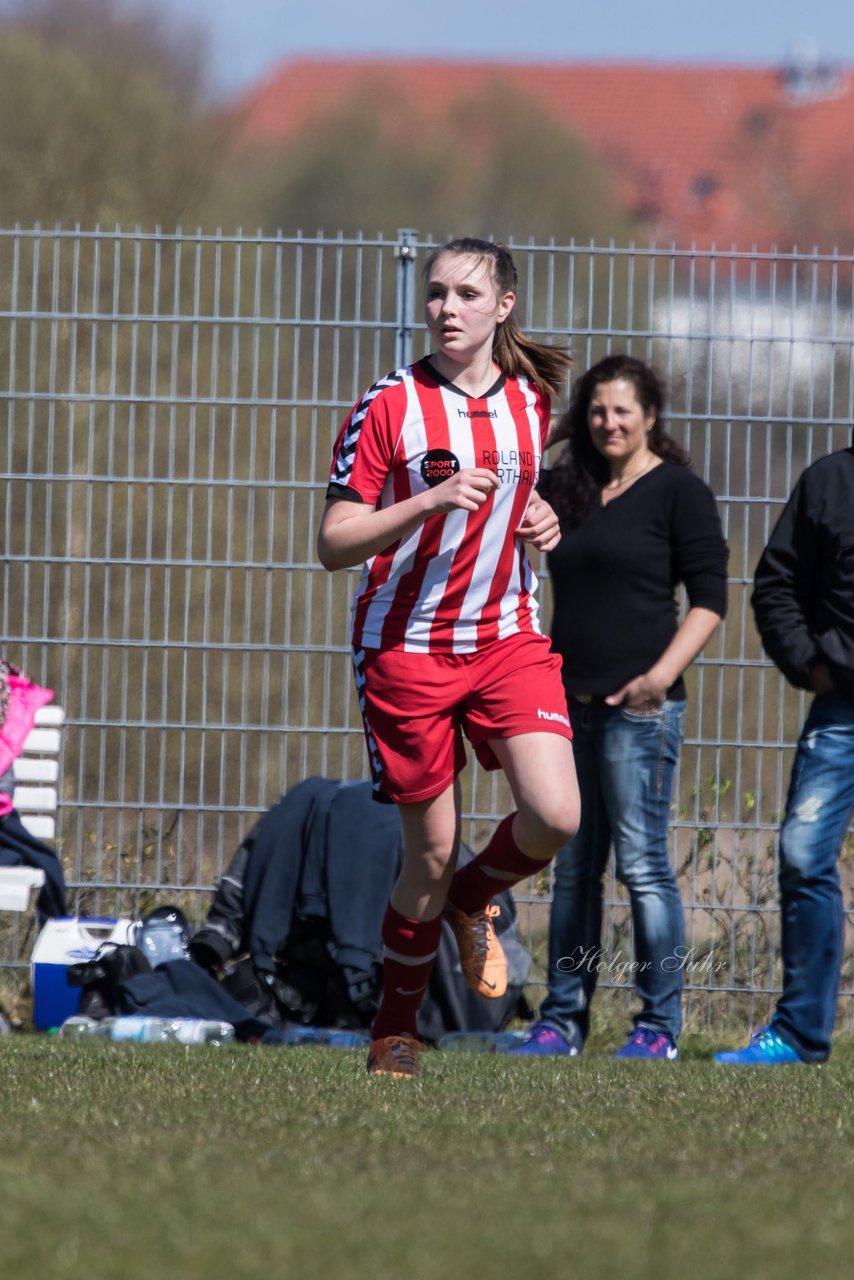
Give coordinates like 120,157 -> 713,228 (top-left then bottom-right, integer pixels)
1,1034 -> 853,1280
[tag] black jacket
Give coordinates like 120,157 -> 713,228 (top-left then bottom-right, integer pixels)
752,446 -> 854,695
197,777 -> 403,983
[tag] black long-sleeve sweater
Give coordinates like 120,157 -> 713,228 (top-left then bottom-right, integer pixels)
539,462 -> 728,700
752,446 -> 854,696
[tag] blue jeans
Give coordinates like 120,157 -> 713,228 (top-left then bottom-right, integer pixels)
771,691 -> 854,1062
538,697 -> 686,1043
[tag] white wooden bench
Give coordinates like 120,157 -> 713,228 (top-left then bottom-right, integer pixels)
0,705 -> 64,911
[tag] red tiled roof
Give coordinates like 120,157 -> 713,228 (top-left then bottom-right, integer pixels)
233,58 -> 854,249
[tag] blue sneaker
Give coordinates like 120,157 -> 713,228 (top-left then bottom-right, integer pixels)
504,1021 -> 582,1057
613,1024 -> 679,1060
714,1026 -> 804,1065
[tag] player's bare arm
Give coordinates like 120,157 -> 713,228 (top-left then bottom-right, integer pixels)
317,468 -> 500,571
544,412 -> 570,450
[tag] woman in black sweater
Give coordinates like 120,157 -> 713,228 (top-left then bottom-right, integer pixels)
509,354 -> 728,1060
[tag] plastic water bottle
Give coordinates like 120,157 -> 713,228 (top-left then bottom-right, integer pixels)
278,1025 -> 328,1047
162,1019 -> 235,1045
437,1030 -> 500,1052
59,1015 -> 99,1038
136,907 -> 191,968
58,1014 -> 235,1044
108,1015 -> 172,1042
494,1030 -> 527,1052
59,1015 -> 95,1038
323,1024 -> 371,1044
275,1025 -> 370,1048
437,1029 -> 528,1053
59,1015 -> 118,1039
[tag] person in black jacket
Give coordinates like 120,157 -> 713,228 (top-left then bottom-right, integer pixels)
509,354 -> 728,1061
716,444 -> 854,1065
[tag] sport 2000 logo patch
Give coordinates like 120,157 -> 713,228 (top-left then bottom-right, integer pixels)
420,449 -> 460,488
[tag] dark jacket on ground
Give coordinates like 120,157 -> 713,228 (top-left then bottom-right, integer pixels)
196,777 -> 403,985
118,959 -> 271,1043
752,446 -> 854,695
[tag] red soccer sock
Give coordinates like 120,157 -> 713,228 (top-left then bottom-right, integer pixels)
371,905 -> 443,1041
447,813 -> 549,916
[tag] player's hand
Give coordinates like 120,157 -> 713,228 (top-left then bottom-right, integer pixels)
518,491 -> 560,552
427,468 -> 500,514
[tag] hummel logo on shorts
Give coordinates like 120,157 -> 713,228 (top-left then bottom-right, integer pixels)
537,707 -> 571,728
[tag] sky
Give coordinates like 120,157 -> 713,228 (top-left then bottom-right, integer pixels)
162,0 -> 854,98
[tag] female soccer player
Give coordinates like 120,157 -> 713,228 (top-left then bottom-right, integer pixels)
317,237 -> 580,1077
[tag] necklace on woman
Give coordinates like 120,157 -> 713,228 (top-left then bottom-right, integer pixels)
603,453 -> 656,492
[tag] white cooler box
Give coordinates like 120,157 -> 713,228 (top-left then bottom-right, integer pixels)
31,917 -> 136,1030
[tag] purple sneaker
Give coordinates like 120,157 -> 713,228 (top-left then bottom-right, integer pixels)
613,1025 -> 679,1060
504,1021 -> 582,1057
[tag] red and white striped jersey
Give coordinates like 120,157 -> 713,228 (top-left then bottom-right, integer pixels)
327,357 -> 551,654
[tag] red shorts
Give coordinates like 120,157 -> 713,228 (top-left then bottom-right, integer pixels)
352,630 -> 572,805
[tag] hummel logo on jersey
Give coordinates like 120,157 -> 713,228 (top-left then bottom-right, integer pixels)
537,708 -> 571,728
421,449 -> 460,487
458,408 -> 497,419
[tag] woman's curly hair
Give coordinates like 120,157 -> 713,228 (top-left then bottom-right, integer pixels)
546,354 -> 689,527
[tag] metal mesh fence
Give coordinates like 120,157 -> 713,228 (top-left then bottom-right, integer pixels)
2,226 -> 852,1029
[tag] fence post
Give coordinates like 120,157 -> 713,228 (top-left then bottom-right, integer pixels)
394,228 -> 418,369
